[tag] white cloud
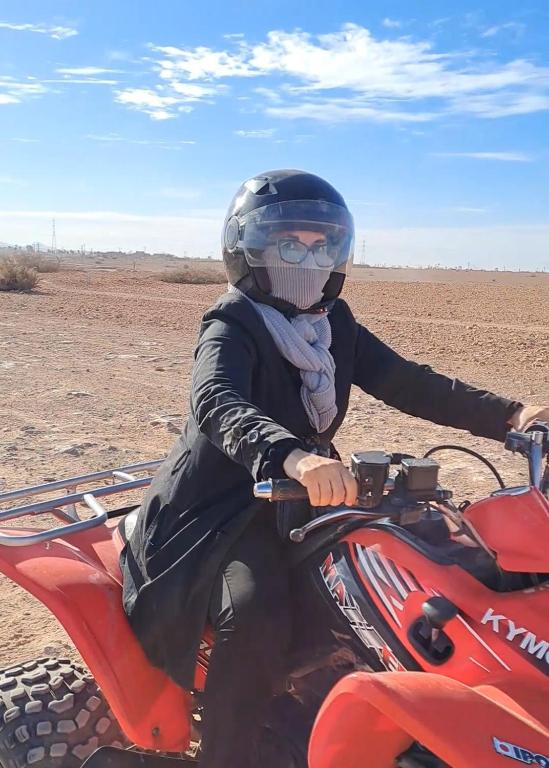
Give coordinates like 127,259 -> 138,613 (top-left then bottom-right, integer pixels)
150,43 -> 259,80
8,137 -> 39,143
45,77 -> 119,85
449,90 -> 549,119
430,17 -> 453,29
246,31 -> 547,101
56,67 -> 122,76
234,128 -> 276,138
129,24 -> 549,123
86,133 -> 196,148
114,88 -> 183,120
114,80 -> 217,119
382,18 -> 402,29
434,151 -> 533,162
481,22 -> 525,39
109,43 -> 246,119
0,21 -> 77,40
0,76 -> 48,105
266,100 -> 435,123
0,68 -> 120,110
2,21 -> 548,127
170,82 -> 221,99
253,87 -> 282,103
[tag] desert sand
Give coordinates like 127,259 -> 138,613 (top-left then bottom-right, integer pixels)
0,263 -> 548,667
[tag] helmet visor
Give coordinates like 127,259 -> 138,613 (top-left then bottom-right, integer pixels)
238,200 -> 354,272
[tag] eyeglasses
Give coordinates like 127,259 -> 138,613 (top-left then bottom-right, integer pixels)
272,237 -> 335,268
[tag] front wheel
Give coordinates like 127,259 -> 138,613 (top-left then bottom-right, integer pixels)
0,657 -> 125,767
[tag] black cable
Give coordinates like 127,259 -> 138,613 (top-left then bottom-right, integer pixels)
423,444 -> 505,489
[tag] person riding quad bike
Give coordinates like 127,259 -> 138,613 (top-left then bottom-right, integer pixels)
120,169 -> 549,768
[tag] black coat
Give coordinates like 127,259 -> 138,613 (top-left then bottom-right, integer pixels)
121,291 -> 520,687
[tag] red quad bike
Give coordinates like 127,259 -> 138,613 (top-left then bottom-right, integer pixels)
0,424 -> 548,768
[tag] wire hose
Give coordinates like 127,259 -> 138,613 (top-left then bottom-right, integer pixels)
423,444 -> 505,489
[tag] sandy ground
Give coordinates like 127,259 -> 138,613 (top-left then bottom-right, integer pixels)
0,265 -> 548,668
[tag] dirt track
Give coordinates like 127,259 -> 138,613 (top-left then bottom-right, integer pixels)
0,266 -> 548,667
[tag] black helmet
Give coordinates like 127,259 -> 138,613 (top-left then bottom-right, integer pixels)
222,169 -> 354,315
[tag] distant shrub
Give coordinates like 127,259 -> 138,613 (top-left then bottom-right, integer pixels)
160,265 -> 226,285
0,258 -> 39,291
16,253 -> 60,272
36,259 -> 60,273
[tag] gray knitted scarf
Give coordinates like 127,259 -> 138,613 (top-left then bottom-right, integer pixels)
230,286 -> 337,433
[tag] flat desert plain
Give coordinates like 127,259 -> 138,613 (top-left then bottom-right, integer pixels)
0,264 -> 548,667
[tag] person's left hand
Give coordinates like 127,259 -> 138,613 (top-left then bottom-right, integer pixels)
508,405 -> 549,432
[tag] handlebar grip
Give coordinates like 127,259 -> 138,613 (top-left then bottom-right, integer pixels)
253,479 -> 309,502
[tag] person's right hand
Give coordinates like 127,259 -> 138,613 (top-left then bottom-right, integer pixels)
283,448 -> 358,507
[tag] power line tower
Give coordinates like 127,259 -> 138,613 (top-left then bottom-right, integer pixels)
51,219 -> 57,255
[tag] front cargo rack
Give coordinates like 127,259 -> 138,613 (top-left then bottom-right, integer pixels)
0,460 -> 162,547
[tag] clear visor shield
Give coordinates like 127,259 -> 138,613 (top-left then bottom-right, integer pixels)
238,200 -> 354,273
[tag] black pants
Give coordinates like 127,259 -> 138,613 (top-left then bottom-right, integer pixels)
200,513 -> 292,768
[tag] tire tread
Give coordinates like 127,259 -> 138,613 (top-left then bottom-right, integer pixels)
0,658 -> 124,767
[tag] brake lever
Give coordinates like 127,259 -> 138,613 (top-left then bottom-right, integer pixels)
289,508 -> 388,542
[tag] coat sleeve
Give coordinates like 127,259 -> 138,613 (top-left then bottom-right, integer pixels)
352,321 -> 522,442
191,317 -> 302,480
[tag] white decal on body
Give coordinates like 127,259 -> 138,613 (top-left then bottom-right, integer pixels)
481,608 -> 549,664
320,553 -> 405,671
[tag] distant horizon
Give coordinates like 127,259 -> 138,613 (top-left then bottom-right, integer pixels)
2,240 -> 547,275
1,210 -> 548,273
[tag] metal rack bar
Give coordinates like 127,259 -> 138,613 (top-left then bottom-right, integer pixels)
0,460 -> 162,504
0,460 -> 163,547
0,494 -> 109,547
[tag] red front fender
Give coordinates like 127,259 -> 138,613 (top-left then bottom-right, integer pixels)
308,671 -> 549,768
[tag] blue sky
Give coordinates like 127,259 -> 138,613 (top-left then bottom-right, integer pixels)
1,0 -> 548,269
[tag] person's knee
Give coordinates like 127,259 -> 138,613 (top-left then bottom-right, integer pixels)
217,581 -> 290,654
225,585 -> 288,633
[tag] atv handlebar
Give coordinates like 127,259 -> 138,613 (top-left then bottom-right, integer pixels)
253,424 -> 549,542
255,477 -> 396,503
255,424 -> 549,505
